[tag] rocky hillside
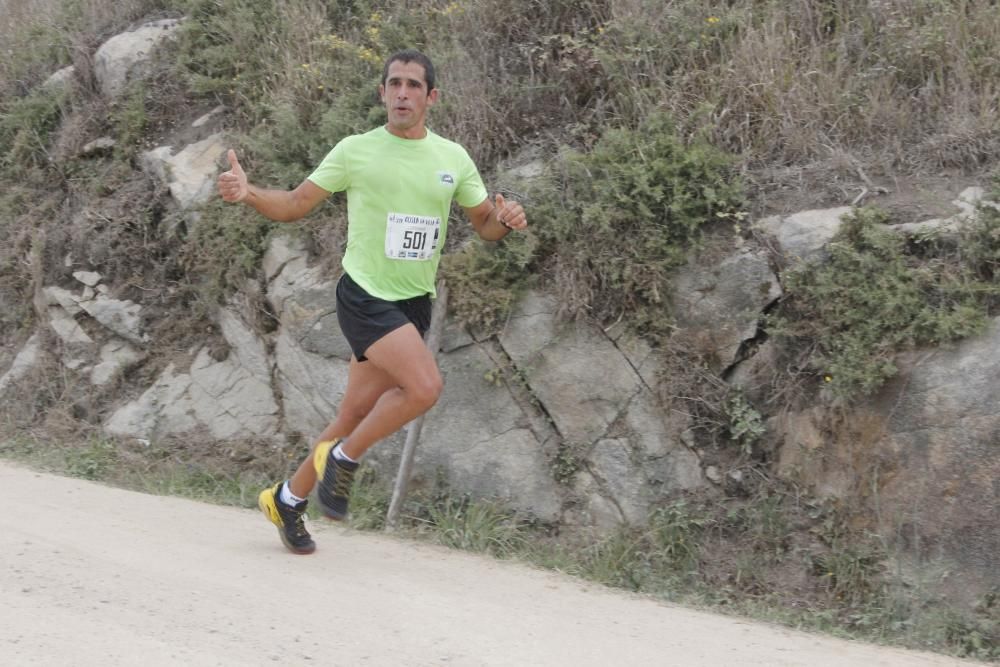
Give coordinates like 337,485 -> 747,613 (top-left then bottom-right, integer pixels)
1,1 -> 999,659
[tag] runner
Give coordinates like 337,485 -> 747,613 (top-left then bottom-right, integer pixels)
217,49 -> 527,554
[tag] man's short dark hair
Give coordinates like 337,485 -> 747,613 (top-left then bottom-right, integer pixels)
382,49 -> 436,91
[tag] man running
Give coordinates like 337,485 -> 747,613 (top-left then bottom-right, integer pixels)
217,49 -> 527,554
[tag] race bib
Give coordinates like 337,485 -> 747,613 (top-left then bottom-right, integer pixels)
385,212 -> 441,261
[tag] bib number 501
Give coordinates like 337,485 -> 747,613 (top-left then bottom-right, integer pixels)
403,230 -> 428,250
385,212 -> 441,261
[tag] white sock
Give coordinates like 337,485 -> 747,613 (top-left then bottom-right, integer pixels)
333,441 -> 358,464
280,481 -> 306,506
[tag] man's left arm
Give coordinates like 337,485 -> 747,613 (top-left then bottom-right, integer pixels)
465,193 -> 527,241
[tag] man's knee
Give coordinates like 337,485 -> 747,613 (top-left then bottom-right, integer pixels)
408,371 -> 443,411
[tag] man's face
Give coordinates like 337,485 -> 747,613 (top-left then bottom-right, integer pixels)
379,60 -> 437,138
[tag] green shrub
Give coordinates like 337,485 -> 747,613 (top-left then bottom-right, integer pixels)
530,111 -> 743,335
180,200 -> 277,303
440,232 -> 537,332
724,392 -> 765,455
769,207 -> 998,400
111,81 -> 149,158
960,184 -> 1000,281
176,0 -> 399,183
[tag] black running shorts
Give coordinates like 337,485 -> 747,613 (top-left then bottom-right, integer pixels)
335,272 -> 432,362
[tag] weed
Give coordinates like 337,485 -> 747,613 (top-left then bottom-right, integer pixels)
111,81 -> 149,159
551,441 -> 583,485
64,437 -> 118,481
649,500 -> 708,572
420,495 -> 526,558
960,185 -> 1000,282
573,527 -> 652,591
440,232 -> 537,333
0,85 -> 68,176
344,466 -> 391,531
813,539 -> 886,609
724,392 -> 765,455
725,492 -> 789,560
936,590 -> 1000,660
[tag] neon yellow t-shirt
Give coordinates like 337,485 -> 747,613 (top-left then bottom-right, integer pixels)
308,126 -> 488,301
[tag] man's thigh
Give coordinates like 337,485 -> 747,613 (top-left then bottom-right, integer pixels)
362,323 -> 439,390
338,354 -> 399,419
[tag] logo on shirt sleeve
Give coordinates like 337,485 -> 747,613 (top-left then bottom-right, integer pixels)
438,171 -> 455,185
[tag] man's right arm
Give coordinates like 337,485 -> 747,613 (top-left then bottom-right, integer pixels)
218,149 -> 330,222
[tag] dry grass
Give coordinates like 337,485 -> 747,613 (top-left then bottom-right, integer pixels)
4,0 -> 998,180
0,0 -> 171,100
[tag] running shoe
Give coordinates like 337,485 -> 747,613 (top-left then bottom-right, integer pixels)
258,481 -> 315,554
313,439 -> 359,520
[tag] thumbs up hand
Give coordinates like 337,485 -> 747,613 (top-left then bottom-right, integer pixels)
494,193 -> 526,231
218,149 -> 249,203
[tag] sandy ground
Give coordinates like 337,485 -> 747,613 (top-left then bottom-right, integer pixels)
0,461 -> 984,667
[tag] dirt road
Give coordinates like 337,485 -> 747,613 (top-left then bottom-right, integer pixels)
0,461 -> 980,666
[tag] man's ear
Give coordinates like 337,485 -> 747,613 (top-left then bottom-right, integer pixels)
378,83 -> 385,103
427,88 -> 439,106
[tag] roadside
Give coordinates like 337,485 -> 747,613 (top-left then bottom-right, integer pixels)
0,461 -> 980,667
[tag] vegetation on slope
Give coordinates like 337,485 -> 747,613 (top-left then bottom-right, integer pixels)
1,0 -> 999,659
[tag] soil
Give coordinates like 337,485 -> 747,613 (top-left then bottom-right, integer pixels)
749,161 -> 980,222
1,460 -> 982,667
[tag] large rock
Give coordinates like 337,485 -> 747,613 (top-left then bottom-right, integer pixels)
264,234 -> 318,311
106,309 -> 279,441
48,307 -> 92,345
274,330 -> 348,439
774,318 -> 1000,598
42,65 -> 75,93
415,343 -> 563,522
43,286 -> 83,316
140,133 -> 228,210
872,318 -> 1000,593
573,390 -> 703,528
892,185 -> 997,240
77,295 -> 147,345
265,235 -> 352,437
105,362 -> 198,439
499,291 -> 701,526
756,207 -> 853,263
91,339 -> 144,386
93,18 -> 183,99
0,333 -> 43,395
501,291 -> 644,446
671,248 -> 781,371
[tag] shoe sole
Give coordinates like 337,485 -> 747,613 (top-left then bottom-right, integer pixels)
258,488 -> 316,555
313,440 -> 347,521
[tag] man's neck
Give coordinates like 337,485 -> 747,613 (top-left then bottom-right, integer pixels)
385,123 -> 427,140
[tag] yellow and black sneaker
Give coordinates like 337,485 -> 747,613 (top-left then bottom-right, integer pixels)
313,439 -> 359,521
258,482 -> 315,555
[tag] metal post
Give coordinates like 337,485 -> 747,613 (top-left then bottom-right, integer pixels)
385,279 -> 448,530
